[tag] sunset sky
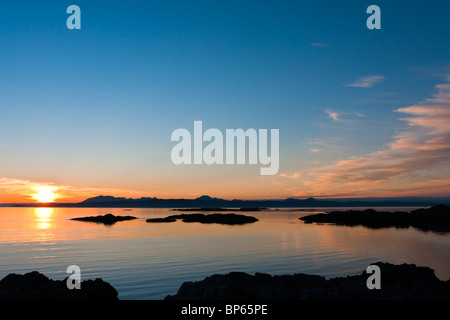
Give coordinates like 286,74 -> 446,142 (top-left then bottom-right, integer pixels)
1,0 -> 450,203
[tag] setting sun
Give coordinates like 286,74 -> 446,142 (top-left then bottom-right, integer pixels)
31,186 -> 59,203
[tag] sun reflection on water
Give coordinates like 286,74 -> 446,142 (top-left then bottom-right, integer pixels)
34,207 -> 54,230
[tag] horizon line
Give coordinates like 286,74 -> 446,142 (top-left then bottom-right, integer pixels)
2,194 -> 450,206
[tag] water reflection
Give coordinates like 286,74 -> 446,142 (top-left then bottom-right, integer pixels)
1,207 -> 449,299
34,208 -> 54,229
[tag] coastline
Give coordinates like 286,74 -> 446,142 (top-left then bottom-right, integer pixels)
1,205 -> 449,300
1,262 -> 449,300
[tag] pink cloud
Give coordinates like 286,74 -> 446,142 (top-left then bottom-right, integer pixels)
280,172 -> 303,179
326,110 -> 340,121
279,75 -> 450,197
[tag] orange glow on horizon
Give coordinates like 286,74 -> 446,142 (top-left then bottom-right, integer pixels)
2,176 -> 450,204
30,186 -> 60,203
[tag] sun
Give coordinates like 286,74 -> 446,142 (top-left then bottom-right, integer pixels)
31,186 -> 60,203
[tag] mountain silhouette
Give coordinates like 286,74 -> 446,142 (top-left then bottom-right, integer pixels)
195,195 -> 225,201
9,195 -> 443,208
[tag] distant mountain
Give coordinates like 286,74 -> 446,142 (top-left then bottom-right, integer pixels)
323,196 -> 450,203
136,197 -> 159,201
195,195 -> 225,201
81,196 -> 130,203
8,194 -> 441,208
284,197 -> 318,202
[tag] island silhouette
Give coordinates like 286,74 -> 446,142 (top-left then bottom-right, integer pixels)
299,204 -> 450,233
7,195 -> 445,208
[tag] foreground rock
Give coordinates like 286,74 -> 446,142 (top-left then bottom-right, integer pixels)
165,262 -> 450,300
299,205 -> 450,233
147,213 -> 258,225
71,213 -> 137,225
0,271 -> 118,300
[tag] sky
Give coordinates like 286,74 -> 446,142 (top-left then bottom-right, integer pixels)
1,0 -> 450,203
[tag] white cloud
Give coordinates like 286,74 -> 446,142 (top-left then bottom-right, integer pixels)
345,75 -> 385,88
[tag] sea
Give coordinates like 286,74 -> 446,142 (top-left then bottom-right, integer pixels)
0,207 -> 449,299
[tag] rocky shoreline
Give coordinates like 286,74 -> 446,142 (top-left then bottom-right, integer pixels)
0,271 -> 118,300
166,262 -> 450,300
1,262 -> 449,300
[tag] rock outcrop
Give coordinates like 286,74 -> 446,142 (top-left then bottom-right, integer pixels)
0,271 -> 118,300
71,213 -> 137,225
145,216 -> 177,223
299,205 -> 450,233
146,213 -> 258,225
165,262 -> 450,300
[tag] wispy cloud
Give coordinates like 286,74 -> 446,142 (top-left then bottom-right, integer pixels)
352,111 -> 366,117
280,172 -> 303,179
309,42 -> 329,48
325,110 -> 365,122
425,76 -> 450,104
345,75 -> 385,88
278,75 -> 450,197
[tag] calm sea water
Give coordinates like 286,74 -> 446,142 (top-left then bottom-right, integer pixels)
0,207 -> 449,299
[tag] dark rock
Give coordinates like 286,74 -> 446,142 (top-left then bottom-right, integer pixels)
172,207 -> 263,212
71,213 -> 137,225
238,207 -> 264,212
172,208 -> 236,212
146,213 -> 258,225
165,262 -> 450,300
146,217 -> 177,223
0,271 -> 118,300
299,205 -> 450,233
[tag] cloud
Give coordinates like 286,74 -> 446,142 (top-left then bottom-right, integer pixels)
280,172 -> 303,179
326,110 -> 340,121
352,111 -> 366,117
425,75 -> 450,104
325,110 -> 365,123
309,43 -> 329,48
279,75 -> 450,197
345,75 -> 385,88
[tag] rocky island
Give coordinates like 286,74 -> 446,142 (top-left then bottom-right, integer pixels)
147,213 -> 258,225
299,204 -> 450,233
71,213 -> 137,225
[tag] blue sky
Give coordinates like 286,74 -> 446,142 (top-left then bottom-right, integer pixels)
1,1 -> 450,201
